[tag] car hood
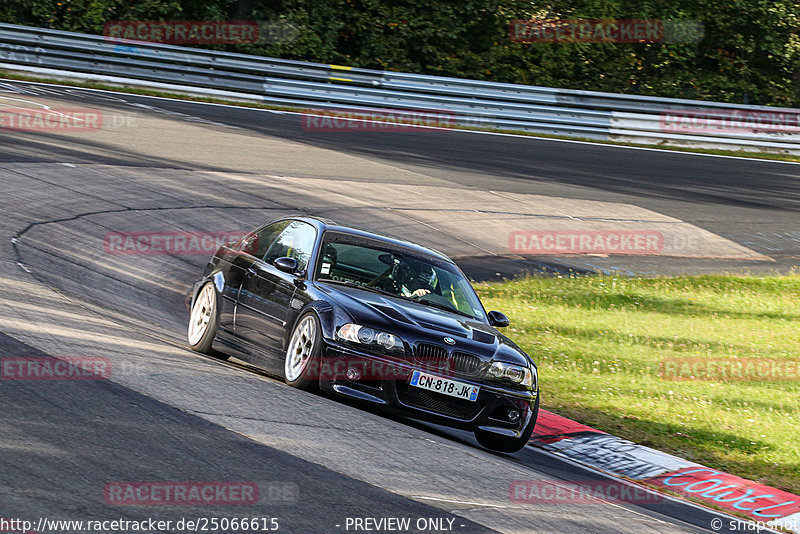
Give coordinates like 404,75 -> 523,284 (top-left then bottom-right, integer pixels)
315,282 -> 532,367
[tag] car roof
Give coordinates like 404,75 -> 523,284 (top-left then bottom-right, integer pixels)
286,215 -> 453,263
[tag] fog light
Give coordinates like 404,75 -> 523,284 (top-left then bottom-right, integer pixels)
345,367 -> 361,381
507,409 -> 521,422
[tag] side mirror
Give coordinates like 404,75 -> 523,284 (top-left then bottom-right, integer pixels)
274,256 -> 299,274
487,310 -> 510,328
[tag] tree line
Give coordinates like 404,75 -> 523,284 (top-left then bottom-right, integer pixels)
2,0 -> 798,106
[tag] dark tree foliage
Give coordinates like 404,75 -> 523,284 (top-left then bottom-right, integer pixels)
1,0 -> 797,105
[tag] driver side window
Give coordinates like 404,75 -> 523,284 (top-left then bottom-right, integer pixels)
238,220 -> 290,259
264,221 -> 317,270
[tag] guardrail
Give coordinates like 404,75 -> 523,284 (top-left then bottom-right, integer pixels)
1,22 -> 798,153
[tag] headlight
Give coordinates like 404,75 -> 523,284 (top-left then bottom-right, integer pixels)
337,324 -> 405,353
487,361 -> 536,388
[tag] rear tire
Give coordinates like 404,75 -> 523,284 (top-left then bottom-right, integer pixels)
188,282 -> 220,355
284,312 -> 322,391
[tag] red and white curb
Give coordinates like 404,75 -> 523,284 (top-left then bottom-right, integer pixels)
529,410 -> 800,531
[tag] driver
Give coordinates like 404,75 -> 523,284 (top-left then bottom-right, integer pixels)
394,260 -> 437,298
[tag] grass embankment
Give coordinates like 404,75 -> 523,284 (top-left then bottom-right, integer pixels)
476,274 -> 800,493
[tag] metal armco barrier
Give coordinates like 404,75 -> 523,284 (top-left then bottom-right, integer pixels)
1,22 -> 798,153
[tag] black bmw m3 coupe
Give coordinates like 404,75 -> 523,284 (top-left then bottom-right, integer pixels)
188,216 -> 539,452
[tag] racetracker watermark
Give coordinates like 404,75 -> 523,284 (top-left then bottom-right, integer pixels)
0,107 -> 104,132
104,231 -> 249,256
1,357 -> 111,380
104,482 -> 259,506
509,19 -> 703,44
661,109 -> 800,134
509,480 -> 663,505
300,108 -> 457,132
660,358 -> 800,382
299,358 -> 463,381
509,230 -> 665,255
104,20 -> 299,45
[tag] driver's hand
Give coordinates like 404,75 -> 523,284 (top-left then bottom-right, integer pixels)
410,288 -> 430,298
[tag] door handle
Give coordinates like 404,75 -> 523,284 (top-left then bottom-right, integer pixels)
246,267 -> 257,278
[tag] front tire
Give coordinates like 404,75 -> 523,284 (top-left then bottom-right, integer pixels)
188,282 -> 219,354
284,312 -> 322,391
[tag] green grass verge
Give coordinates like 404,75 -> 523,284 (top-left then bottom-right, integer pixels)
475,274 -> 800,494
2,69 -> 800,164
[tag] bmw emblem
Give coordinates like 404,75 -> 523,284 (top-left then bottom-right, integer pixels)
443,337 -> 456,345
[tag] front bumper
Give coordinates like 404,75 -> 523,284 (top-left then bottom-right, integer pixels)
318,340 -> 538,437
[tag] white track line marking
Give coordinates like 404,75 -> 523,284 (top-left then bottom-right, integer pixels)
410,496 -> 508,508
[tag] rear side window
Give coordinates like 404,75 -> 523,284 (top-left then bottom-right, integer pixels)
238,220 -> 290,259
264,221 -> 317,270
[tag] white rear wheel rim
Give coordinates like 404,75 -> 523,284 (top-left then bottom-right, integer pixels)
285,315 -> 316,382
188,284 -> 215,345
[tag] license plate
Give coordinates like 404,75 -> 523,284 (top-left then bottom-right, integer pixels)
409,370 -> 480,402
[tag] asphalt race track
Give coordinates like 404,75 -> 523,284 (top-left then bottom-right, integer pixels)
1,79 -> 797,533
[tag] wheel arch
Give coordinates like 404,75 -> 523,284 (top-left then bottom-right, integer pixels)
282,300 -> 348,351
189,272 -> 228,334
191,271 -> 226,305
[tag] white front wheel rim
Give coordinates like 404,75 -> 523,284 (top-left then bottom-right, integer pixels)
188,284 -> 215,345
285,316 -> 316,382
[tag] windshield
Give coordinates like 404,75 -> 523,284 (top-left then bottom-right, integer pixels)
314,232 -> 486,321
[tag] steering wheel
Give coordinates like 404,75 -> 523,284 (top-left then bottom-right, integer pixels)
366,266 -> 395,288
366,253 -> 398,287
